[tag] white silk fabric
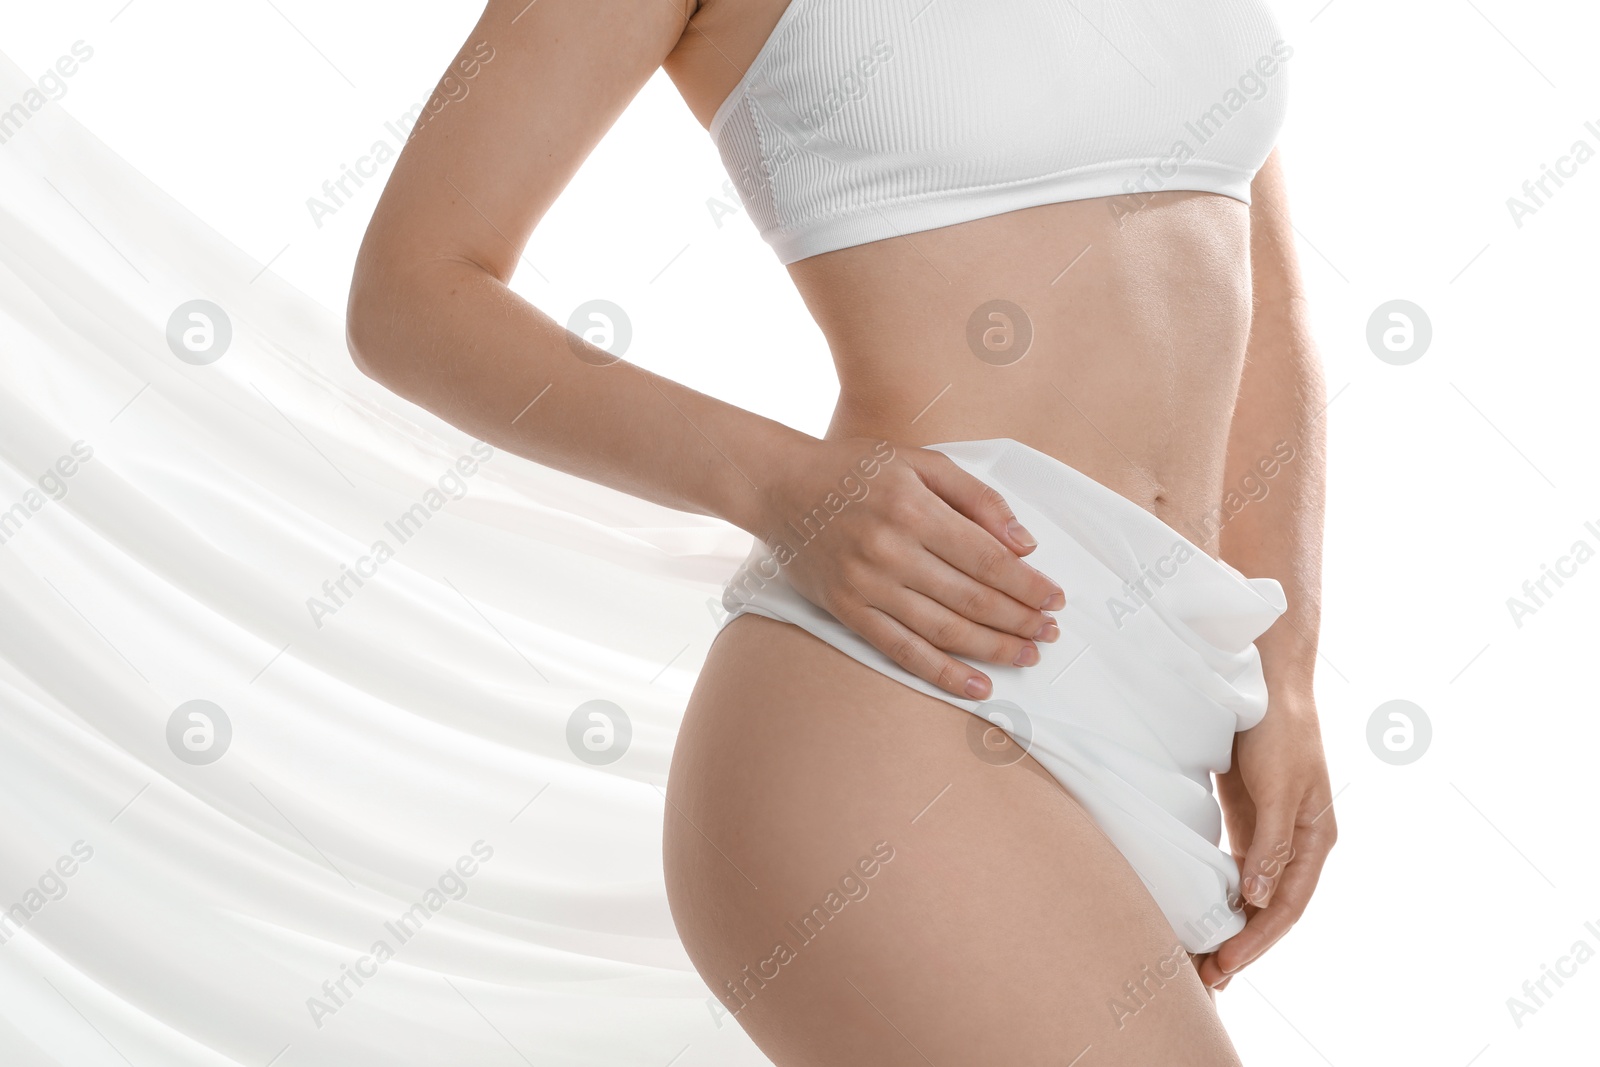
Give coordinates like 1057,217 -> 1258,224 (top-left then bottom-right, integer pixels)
0,49 -> 769,1066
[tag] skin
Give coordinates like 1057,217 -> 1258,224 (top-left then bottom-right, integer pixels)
347,0 -> 1338,1060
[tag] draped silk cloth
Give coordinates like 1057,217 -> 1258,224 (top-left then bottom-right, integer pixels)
0,51 -> 770,1066
721,438 -> 1289,953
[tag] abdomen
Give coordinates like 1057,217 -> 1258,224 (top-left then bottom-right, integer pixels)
796,189 -> 1254,543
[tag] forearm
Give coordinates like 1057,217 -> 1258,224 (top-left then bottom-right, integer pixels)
1219,151 -> 1327,703
347,257 -> 812,537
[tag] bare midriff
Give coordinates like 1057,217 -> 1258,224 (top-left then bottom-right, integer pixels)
668,0 -> 1255,557
786,190 -> 1253,556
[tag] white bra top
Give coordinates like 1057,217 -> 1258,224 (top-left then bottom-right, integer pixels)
709,0 -> 1291,264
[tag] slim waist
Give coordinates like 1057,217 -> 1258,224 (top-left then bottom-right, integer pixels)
823,410 -> 1238,551
727,435 -> 1287,670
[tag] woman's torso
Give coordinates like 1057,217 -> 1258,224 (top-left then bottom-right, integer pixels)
664,0 -> 1285,555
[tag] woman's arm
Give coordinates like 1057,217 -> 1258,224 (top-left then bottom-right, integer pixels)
1220,148 -> 1328,701
1201,148 -> 1337,988
346,0 -> 1065,699
347,0 -> 802,533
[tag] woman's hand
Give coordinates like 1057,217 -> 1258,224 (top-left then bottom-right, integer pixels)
752,437 -> 1066,700
1199,693 -> 1337,989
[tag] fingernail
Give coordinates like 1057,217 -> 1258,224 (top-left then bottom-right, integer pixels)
1007,520 -> 1037,548
1244,875 -> 1269,907
1042,590 -> 1066,611
1034,620 -> 1060,642
1013,644 -> 1040,667
965,676 -> 992,699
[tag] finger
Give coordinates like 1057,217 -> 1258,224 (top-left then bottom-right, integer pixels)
1212,816 -> 1335,977
1218,800 -> 1257,873
1195,907 -> 1256,987
834,589 -> 996,700
917,501 -> 1066,614
1237,795 -> 1300,911
886,584 -> 1044,668
901,547 -> 1060,644
912,450 -> 1057,574
1197,949 -> 1232,990
1207,806 -> 1296,983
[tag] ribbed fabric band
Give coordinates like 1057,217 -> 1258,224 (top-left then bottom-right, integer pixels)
711,0 -> 1291,263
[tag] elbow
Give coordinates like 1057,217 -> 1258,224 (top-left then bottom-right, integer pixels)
344,259 -> 379,380
344,318 -> 375,382
345,253 -> 399,384
345,245 -> 497,386
345,322 -> 384,386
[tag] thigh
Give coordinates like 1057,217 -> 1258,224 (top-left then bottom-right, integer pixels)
665,613 -> 1240,1066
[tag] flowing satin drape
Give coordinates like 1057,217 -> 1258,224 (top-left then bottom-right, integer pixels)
0,50 -> 771,1066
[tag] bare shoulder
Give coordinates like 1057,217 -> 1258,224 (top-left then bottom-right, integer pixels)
351,0 -> 699,291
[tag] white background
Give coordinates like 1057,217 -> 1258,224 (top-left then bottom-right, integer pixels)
3,0 -> 1598,1063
